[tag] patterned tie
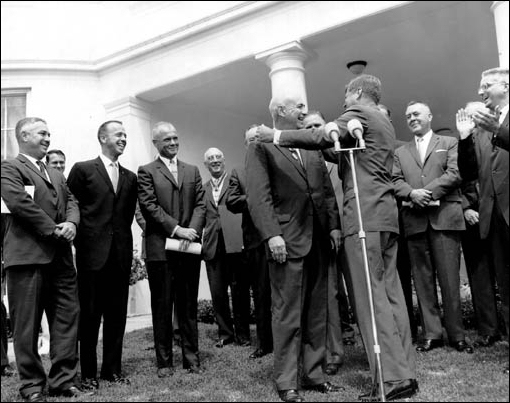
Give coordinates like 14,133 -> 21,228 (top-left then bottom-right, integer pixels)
169,159 -> 178,182
110,162 -> 119,192
36,160 -> 49,181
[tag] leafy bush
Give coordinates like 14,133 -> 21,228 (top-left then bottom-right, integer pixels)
129,250 -> 147,286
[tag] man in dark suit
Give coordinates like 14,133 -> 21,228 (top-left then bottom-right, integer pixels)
67,120 -> 137,389
457,99 -> 508,353
393,101 -> 472,355
256,75 -> 418,402
472,67 -> 509,151
246,94 -> 342,402
1,117 -> 86,401
202,148 -> 250,348
138,121 -> 206,377
226,127 -> 273,359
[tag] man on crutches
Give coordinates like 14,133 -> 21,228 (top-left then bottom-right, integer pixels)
256,74 -> 418,402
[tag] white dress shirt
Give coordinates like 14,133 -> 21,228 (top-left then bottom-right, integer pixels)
99,154 -> 119,191
21,153 -> 50,182
159,154 -> 178,182
415,130 -> 433,164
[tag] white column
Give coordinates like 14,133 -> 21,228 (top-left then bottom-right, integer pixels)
491,1 -> 509,67
256,41 -> 315,109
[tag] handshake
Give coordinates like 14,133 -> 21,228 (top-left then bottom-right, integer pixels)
52,222 -> 77,242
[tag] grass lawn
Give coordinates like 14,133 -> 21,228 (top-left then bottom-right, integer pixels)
1,323 -> 508,402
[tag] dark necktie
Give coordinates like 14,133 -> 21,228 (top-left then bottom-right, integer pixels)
36,160 -> 49,180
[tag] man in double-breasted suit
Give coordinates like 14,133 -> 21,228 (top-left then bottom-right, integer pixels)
457,99 -> 508,348
1,117 -> 84,401
202,148 -> 250,348
138,121 -> 206,377
246,94 -> 342,402
256,75 -> 418,402
393,102 -> 472,355
226,128 -> 273,360
67,120 -> 137,389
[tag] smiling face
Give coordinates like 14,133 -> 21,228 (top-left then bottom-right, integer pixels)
303,113 -> 326,130
46,152 -> 66,172
100,121 -> 127,159
20,121 -> 51,160
204,148 -> 225,178
405,103 -> 432,137
478,74 -> 509,111
153,124 -> 179,160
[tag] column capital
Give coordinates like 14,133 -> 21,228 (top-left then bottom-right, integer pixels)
104,96 -> 152,120
255,41 -> 316,75
490,1 -> 507,12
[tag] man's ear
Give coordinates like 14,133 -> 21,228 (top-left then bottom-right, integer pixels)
277,105 -> 286,117
356,88 -> 363,99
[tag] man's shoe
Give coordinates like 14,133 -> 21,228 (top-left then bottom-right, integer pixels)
49,386 -> 94,398
473,334 -> 501,348
1,364 -> 16,377
249,348 -> 271,359
416,339 -> 444,352
187,364 -> 203,374
278,389 -> 304,402
450,340 -> 474,353
157,367 -> 175,378
215,338 -> 234,348
22,392 -> 46,402
303,381 -> 344,393
324,363 -> 341,375
359,379 -> 418,401
101,373 -> 131,385
81,377 -> 99,391
343,336 -> 356,346
237,338 -> 251,347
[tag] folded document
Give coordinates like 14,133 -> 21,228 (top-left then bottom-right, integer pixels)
165,238 -> 202,255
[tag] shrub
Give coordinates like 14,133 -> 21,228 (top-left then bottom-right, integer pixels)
129,250 -> 147,286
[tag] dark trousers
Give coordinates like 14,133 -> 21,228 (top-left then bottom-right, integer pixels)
344,231 -> 416,383
326,251 -> 344,365
206,247 -> 250,343
407,227 -> 464,342
489,203 -> 509,335
397,234 -> 418,338
7,258 -> 79,397
338,249 -> 356,339
1,299 -> 8,368
147,259 -> 175,369
172,252 -> 201,369
270,234 -> 328,391
461,223 -> 499,337
245,244 -> 273,352
78,245 -> 130,379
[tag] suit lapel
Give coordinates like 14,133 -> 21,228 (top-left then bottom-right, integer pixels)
406,142 -> 422,168
218,173 -> 230,203
94,157 -> 115,193
205,180 -> 216,209
177,160 -> 185,190
423,134 -> 440,166
18,155 -> 53,186
116,164 -> 127,196
276,146 -> 307,180
156,158 -> 178,188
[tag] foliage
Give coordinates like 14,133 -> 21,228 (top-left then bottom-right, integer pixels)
129,250 -> 147,286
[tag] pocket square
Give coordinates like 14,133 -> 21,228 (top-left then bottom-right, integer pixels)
435,149 -> 447,152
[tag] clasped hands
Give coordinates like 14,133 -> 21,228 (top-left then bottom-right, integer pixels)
174,226 -> 199,251
52,222 -> 76,242
409,189 -> 433,208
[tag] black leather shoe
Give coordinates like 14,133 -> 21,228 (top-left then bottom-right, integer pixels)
249,348 -> 271,359
278,389 -> 304,402
359,379 -> 418,401
473,334 -> 501,347
49,386 -> 94,398
23,392 -> 46,402
343,336 -> 356,346
303,381 -> 344,393
416,339 -> 444,352
450,340 -> 474,353
324,363 -> 341,375
187,364 -> 203,374
101,373 -> 131,385
157,366 -> 175,378
215,338 -> 234,348
1,364 -> 16,377
81,377 -> 99,390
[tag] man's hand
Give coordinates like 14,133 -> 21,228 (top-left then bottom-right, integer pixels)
55,222 -> 77,242
175,227 -> 198,241
178,239 -> 192,251
268,235 -> 287,264
456,108 -> 475,140
409,189 -> 432,208
464,209 -> 479,226
256,125 -> 275,143
329,229 -> 342,253
473,107 -> 500,133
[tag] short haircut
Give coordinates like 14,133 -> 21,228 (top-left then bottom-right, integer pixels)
45,149 -> 66,163
346,74 -> 381,104
305,110 -> 325,121
15,117 -> 46,141
406,101 -> 432,113
97,120 -> 122,141
482,67 -> 509,82
152,121 -> 176,140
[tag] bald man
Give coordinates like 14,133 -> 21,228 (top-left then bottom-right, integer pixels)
202,148 -> 251,348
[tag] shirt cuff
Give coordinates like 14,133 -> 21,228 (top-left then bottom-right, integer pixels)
171,225 -> 181,237
273,129 -> 282,145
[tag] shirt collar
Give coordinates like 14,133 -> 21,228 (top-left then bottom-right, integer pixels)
159,154 -> 177,166
99,153 -> 117,168
21,153 -> 44,169
499,104 -> 509,124
415,129 -> 433,143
